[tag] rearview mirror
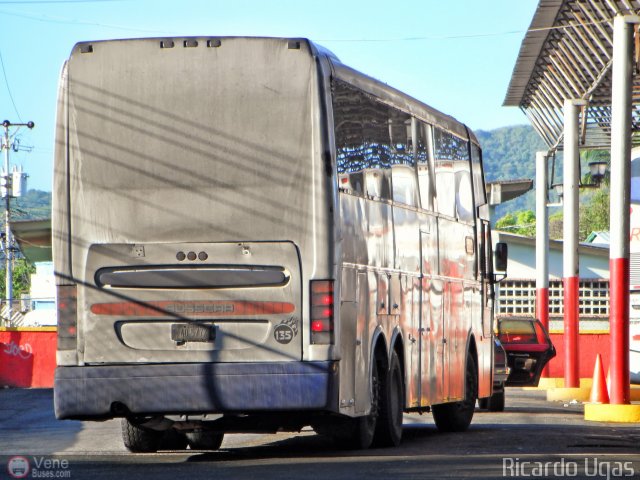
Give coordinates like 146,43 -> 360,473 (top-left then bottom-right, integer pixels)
494,242 -> 508,272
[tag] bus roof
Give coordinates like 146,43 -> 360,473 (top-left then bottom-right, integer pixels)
70,36 -> 479,146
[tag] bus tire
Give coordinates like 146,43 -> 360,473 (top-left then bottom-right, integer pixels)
161,428 -> 189,450
185,430 -> 224,450
487,389 -> 505,412
373,350 -> 403,447
333,355 -> 380,449
121,418 -> 162,453
432,353 -> 478,432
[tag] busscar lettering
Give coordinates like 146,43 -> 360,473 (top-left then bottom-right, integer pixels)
165,303 -> 234,314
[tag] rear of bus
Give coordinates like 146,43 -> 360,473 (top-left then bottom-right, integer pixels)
53,37 -> 336,420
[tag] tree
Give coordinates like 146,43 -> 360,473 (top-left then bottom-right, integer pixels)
549,210 -> 563,240
0,257 -> 36,301
537,187 -> 609,242
579,188 -> 609,241
495,209 -> 536,237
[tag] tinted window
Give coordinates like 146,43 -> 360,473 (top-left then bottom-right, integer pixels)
416,122 -> 434,211
390,115 -> 418,207
471,143 -> 487,207
333,80 -> 418,206
499,320 -> 537,344
434,128 -> 473,222
455,164 -> 473,222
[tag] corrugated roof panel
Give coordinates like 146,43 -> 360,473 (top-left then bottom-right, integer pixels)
505,0 -> 640,150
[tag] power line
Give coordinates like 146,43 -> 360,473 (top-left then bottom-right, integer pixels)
0,7 -> 174,34
319,18 -> 613,43
0,49 -> 22,123
0,0 -> 124,4
0,5 -> 615,44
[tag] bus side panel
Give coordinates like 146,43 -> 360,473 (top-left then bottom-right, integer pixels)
339,193 -> 367,267
338,266 -> 358,416
53,62 -> 71,286
354,271 -> 369,414
438,218 -> 475,402
428,277 -> 445,403
406,275 -> 422,408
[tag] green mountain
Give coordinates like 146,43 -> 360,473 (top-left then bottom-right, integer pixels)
5,189 -> 52,220
476,124 -> 547,221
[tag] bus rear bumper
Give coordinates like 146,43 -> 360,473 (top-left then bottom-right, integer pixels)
54,361 -> 337,420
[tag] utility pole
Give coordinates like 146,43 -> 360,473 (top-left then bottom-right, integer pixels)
1,120 -> 34,317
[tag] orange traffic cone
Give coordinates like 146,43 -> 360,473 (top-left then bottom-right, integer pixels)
589,354 -> 610,404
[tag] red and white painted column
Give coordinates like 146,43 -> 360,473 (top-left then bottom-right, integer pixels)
609,14 -> 639,405
535,150 -> 549,377
563,99 -> 584,389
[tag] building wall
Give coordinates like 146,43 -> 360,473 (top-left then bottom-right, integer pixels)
493,231 -> 613,380
0,328 -> 56,387
494,231 -> 609,280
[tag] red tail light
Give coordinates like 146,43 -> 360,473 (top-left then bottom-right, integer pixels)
57,285 -> 77,351
310,280 -> 334,344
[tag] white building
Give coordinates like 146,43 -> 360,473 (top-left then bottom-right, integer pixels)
493,231 -> 610,324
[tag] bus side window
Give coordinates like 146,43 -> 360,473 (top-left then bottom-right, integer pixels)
333,81 -> 366,197
389,114 -> 418,207
454,137 -> 473,222
434,128 -> 473,222
433,128 -> 457,218
417,122 -> 435,211
331,79 -> 392,201
471,143 -> 487,207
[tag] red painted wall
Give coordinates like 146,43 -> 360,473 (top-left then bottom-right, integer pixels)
548,332 -> 609,379
0,328 -> 56,388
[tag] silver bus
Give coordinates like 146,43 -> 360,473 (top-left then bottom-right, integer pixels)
53,37 -> 506,452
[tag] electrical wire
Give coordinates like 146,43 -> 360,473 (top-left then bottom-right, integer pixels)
0,4 -> 618,43
319,18 -> 615,42
0,48 -> 22,123
0,7 -> 175,34
0,0 -> 124,3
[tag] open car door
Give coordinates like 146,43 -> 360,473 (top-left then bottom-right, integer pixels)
498,317 -> 556,387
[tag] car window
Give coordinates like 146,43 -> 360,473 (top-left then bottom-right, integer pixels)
498,320 -> 538,344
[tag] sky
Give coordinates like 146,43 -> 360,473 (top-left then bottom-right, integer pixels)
0,0 -> 539,192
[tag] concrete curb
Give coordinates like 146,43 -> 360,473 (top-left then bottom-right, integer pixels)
584,403 -> 640,423
546,385 -> 591,402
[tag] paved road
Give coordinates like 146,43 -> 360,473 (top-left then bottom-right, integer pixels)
0,388 -> 639,479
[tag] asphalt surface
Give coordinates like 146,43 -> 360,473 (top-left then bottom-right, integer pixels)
0,387 -> 639,479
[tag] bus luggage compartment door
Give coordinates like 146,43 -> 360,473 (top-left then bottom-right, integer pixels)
81,241 -> 303,364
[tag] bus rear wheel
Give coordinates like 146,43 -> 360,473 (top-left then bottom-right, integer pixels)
121,418 -> 163,453
432,353 -> 478,432
185,430 -> 224,450
374,350 -> 403,447
332,356 -> 381,449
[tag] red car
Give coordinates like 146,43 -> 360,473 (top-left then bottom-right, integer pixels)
497,317 -> 556,387
479,318 -> 556,412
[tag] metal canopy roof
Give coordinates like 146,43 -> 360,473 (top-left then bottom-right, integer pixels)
11,219 -> 52,263
505,0 -> 640,150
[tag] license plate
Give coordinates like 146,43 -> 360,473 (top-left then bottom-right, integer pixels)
171,323 -> 215,343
